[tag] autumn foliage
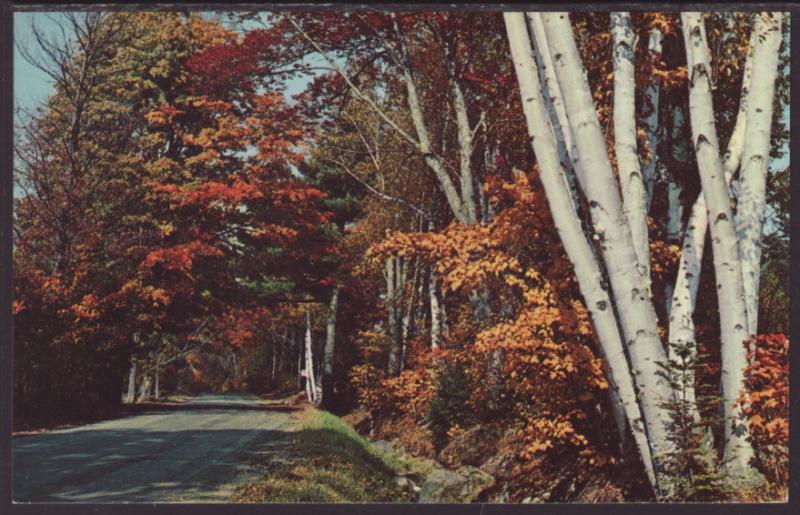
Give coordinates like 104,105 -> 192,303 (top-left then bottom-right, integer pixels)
739,334 -> 788,486
12,10 -> 789,503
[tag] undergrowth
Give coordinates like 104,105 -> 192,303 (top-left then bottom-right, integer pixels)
235,408 -> 413,502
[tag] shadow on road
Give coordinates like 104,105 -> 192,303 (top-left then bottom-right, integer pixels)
14,408 -> 297,503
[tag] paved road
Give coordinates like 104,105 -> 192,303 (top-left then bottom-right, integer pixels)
13,394 -> 300,503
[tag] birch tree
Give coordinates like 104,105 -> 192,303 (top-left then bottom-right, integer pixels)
125,357 -> 137,404
611,12 -> 651,281
735,12 -> 784,337
285,14 -> 481,226
681,11 -> 769,484
429,268 -> 446,349
320,284 -> 341,409
538,12 -> 677,483
527,10 -> 628,447
642,27 -> 663,209
667,35 -> 754,365
303,311 -> 319,404
504,12 -> 658,492
526,13 -> 585,198
385,256 -> 403,376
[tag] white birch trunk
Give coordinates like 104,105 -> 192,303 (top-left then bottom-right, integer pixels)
289,15 -> 468,224
296,330 -> 303,392
504,12 -> 657,491
725,41 -> 755,199
450,73 -> 479,225
400,261 -> 423,372
321,284 -> 341,407
125,358 -> 137,404
541,12 -> 677,486
386,257 -> 402,375
429,268 -> 444,349
137,372 -> 152,403
402,260 -> 420,342
393,22 -> 469,224
669,31 -> 754,350
271,348 -> 277,382
612,12 -> 651,281
304,311 -> 318,404
736,12 -> 783,336
154,356 -> 160,400
642,27 -> 663,209
530,14 -> 628,442
527,12 -> 586,192
668,10 -> 753,365
681,12 -> 758,481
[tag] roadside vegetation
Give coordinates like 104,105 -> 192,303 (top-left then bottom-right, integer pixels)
235,408 -> 414,503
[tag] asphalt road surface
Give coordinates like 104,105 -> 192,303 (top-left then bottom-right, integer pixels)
13,394 -> 300,503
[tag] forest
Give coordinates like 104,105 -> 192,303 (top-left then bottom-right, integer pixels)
12,10 -> 789,502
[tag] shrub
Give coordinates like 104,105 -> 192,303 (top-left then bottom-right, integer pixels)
427,360 -> 475,451
739,334 -> 788,486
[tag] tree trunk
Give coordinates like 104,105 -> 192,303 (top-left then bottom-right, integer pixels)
137,371 -> 152,403
681,12 -> 759,483
304,311 -> 318,404
612,12 -> 652,281
276,330 -> 285,384
666,180 -> 683,245
664,103 -> 686,321
429,268 -> 444,349
154,356 -> 160,400
296,329 -> 303,392
400,259 -> 424,373
393,18 -> 469,224
125,358 -> 137,404
477,171 -> 492,223
402,258 -> 421,343
271,347 -> 277,383
504,12 -> 658,491
530,11 -> 628,442
541,12 -> 675,486
668,33 -> 753,355
724,40 -> 755,199
321,284 -> 341,409
448,60 -> 479,225
642,27 -> 663,209
527,13 -> 586,195
664,175 -> 683,316
736,12 -> 783,336
386,256 -> 402,376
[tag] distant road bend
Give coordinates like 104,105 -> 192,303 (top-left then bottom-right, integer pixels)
13,394 -> 298,503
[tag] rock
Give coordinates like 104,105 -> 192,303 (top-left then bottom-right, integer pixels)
371,439 -> 395,454
439,425 -> 497,468
521,492 -> 551,503
418,466 -> 495,503
393,473 -> 423,495
479,450 -> 517,482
